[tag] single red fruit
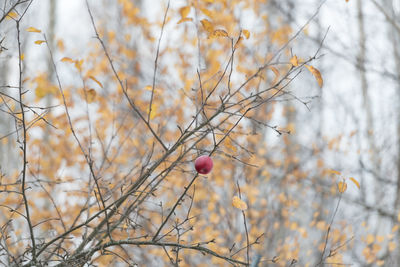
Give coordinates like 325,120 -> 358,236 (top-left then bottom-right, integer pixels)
194,155 -> 213,174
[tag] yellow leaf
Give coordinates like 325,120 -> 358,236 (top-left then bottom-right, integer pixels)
75,59 -> 83,71
144,85 -> 153,91
20,53 -> 24,61
57,39 -> 65,51
338,181 -> 347,193
224,138 -> 237,152
26,27 -> 41,33
305,65 -> 323,88
177,17 -> 193,24
211,29 -> 228,38
179,6 -> 191,19
366,234 -> 374,245
290,55 -> 299,67
232,196 -> 247,210
6,11 -> 18,20
234,36 -> 243,49
328,169 -> 341,176
200,19 -> 214,33
34,40 -> 46,45
150,104 -> 158,120
269,66 -> 280,84
242,29 -> 250,39
61,57 -> 74,63
349,177 -> 360,189
86,89 -> 96,103
35,87 -> 46,98
200,8 -> 212,18
88,76 -> 103,88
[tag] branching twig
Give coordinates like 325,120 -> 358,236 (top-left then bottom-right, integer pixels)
16,18 -> 36,264
148,0 -> 170,122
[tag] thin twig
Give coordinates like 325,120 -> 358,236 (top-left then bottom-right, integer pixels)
15,17 -> 37,263
85,0 -> 167,151
148,0 -> 170,122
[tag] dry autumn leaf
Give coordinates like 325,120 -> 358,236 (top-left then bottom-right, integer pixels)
349,177 -> 360,189
89,76 -> 103,88
86,89 -> 97,103
150,104 -> 158,120
290,55 -> 299,67
200,8 -> 212,18
338,181 -> 347,193
200,19 -> 214,33
232,196 -> 248,210
26,27 -> 41,33
34,40 -> 46,45
305,65 -> 323,88
224,137 -> 237,152
75,59 -> 84,71
61,57 -> 74,63
242,29 -> 250,39
328,169 -> 341,176
269,66 -> 280,84
211,29 -> 229,38
35,87 -> 46,98
179,6 -> 191,18
6,11 -> 18,19
177,17 -> 193,24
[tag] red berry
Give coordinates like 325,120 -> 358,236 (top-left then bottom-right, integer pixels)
194,155 -> 213,174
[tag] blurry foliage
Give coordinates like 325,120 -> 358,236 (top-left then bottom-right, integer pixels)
0,0 -> 397,266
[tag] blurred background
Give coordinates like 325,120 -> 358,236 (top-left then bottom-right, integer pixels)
1,0 -> 400,266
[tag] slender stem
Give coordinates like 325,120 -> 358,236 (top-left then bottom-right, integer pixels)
16,20 -> 36,263
148,0 -> 170,122
152,174 -> 199,241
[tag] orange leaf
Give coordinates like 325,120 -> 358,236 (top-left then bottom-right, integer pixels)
224,138 -> 237,152
6,11 -> 18,20
200,19 -> 214,33
26,27 -> 41,33
349,177 -> 360,189
269,66 -> 280,84
290,55 -> 299,67
179,6 -> 191,19
86,89 -> 96,103
211,29 -> 228,38
61,57 -> 74,63
232,196 -> 247,210
34,40 -> 46,45
305,65 -> 323,88
177,17 -> 193,24
74,59 -> 83,71
242,29 -> 250,39
89,76 -> 103,88
338,181 -> 347,193
234,36 -> 243,49
149,104 -> 158,120
200,8 -> 212,18
328,169 -> 341,176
